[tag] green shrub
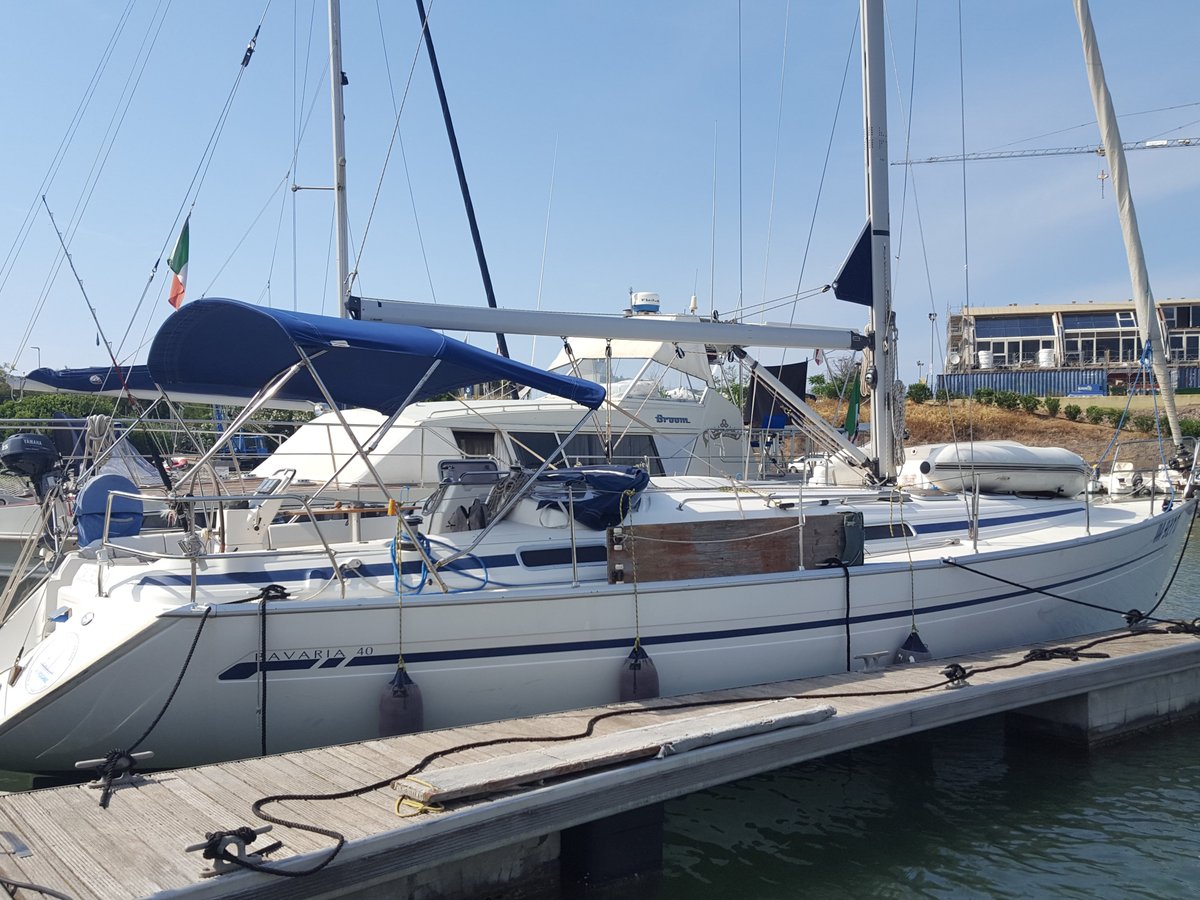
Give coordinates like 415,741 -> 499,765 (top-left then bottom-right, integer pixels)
974,387 -> 995,405
1102,407 -> 1125,427
1110,384 -> 1127,396
1131,414 -> 1157,433
994,391 -> 1020,410
1085,406 -> 1105,425
906,382 -> 933,403
1019,394 -> 1041,414
1064,404 -> 1081,421
1179,417 -> 1200,438
1044,397 -> 1060,417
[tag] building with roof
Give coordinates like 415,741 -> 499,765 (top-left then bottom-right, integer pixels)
937,297 -> 1200,397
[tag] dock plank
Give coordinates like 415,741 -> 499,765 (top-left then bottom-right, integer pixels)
0,801 -> 94,899
0,628 -> 1195,899
393,703 -> 837,804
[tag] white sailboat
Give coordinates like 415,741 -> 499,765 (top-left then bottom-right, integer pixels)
0,0 -> 1192,774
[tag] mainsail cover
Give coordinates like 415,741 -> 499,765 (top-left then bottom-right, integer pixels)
147,298 -> 606,413
21,365 -> 159,395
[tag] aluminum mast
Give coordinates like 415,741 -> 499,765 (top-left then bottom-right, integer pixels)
329,0 -> 351,317
861,0 -> 897,478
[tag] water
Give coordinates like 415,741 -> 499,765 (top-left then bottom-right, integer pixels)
2,534 -> 1199,898
659,535 -> 1200,899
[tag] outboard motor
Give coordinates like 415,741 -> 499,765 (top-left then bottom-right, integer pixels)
0,433 -> 63,501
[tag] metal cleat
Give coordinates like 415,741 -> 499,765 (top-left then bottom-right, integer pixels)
855,650 -> 891,672
940,662 -> 971,689
76,750 -> 155,795
185,825 -> 281,878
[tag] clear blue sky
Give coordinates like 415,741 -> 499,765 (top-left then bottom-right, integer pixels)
1,1 -> 1196,384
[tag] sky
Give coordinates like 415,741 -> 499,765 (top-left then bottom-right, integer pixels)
0,1 -> 1196,386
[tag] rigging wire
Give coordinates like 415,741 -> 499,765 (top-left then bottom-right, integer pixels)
349,0 -> 438,297
202,175 -> 293,297
117,2 -> 276,362
979,99 -> 1200,154
61,0 -> 179,354
260,173 -> 294,307
952,0 -> 979,495
708,121 -> 718,317
293,0 -> 323,310
789,11 -> 859,314
375,0 -> 439,305
12,0 -> 173,366
737,0 -> 744,319
530,135 -> 560,366
758,0 -> 792,321
0,0 -> 138,326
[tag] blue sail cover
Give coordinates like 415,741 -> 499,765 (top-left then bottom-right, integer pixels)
23,365 -> 160,395
147,298 -> 606,413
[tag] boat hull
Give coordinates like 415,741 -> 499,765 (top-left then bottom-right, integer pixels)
0,497 -> 1190,772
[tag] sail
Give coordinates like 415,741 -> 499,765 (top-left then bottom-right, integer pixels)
1074,0 -> 1180,445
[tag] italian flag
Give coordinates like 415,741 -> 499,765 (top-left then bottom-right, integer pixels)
168,217 -> 190,310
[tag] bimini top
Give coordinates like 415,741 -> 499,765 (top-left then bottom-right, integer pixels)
148,298 -> 606,412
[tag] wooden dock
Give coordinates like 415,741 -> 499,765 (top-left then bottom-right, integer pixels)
1,626 -> 1198,899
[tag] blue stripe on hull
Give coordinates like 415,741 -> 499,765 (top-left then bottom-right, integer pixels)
214,540 -> 1160,681
146,508 -> 1086,588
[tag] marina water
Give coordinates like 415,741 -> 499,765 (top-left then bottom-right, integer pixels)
657,536 -> 1200,899
2,538 -> 1198,897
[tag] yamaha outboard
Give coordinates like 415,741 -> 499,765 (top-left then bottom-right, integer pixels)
0,433 -> 63,501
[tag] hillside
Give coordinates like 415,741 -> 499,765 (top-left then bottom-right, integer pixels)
810,399 -> 1195,465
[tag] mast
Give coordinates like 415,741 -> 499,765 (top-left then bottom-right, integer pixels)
329,0 -> 351,317
414,0 -> 511,359
861,0 -> 897,478
1073,0 -> 1180,446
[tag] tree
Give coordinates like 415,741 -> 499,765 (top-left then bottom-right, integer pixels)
713,362 -> 750,408
808,355 -> 858,400
906,382 -> 933,403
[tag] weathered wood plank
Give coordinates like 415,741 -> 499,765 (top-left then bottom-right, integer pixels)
608,517 -> 801,583
0,801 -> 94,899
0,790 -> 131,898
606,512 -> 865,583
394,703 -> 836,804
0,628 -> 1192,899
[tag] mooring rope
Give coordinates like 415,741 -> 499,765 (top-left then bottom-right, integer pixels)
92,585 -> 289,808
186,615 -> 1200,880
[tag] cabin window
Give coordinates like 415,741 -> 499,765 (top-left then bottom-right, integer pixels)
610,434 -> 664,474
453,430 -> 495,457
509,432 -> 563,468
508,431 -> 664,474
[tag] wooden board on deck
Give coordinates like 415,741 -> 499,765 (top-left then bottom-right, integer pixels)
607,513 -> 858,583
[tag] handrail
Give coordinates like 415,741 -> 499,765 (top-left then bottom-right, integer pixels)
99,489 -> 349,597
